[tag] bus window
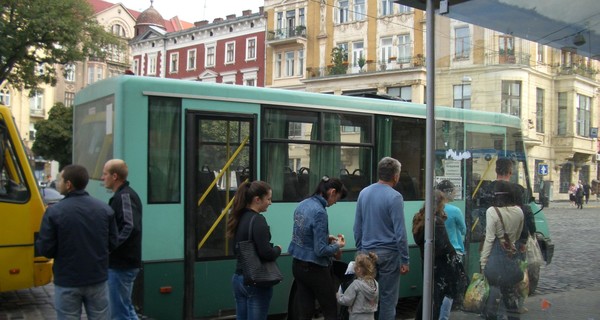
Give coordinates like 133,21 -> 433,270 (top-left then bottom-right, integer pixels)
262,107 -> 373,201
0,117 -> 29,202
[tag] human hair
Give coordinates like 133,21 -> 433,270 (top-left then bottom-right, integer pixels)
61,165 -> 89,191
492,180 -> 518,207
436,179 -> 455,194
412,190 -> 447,235
312,176 -> 348,200
106,159 -> 128,180
495,158 -> 513,177
354,252 -> 378,280
377,157 -> 401,182
226,180 -> 271,238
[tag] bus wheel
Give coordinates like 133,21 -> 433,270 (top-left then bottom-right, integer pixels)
528,263 -> 541,295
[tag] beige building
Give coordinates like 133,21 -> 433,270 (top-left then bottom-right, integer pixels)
263,0 -> 600,200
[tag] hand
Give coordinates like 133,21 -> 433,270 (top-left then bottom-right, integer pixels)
400,264 -> 410,275
337,234 -> 346,248
334,249 -> 342,260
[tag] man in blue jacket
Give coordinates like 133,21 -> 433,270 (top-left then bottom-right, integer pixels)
36,165 -> 117,320
102,159 -> 143,320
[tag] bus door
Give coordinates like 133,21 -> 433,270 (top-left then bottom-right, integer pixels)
0,107 -> 49,292
184,111 -> 255,318
463,123 -> 507,276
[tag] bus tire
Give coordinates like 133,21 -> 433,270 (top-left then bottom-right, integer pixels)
528,263 -> 541,295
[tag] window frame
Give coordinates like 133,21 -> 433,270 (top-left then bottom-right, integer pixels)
225,41 -> 236,64
187,49 -> 197,71
170,52 -> 179,73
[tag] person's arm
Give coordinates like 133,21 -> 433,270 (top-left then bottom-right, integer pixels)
457,209 -> 467,237
480,208 -> 497,270
353,201 -> 363,250
108,209 -> 118,252
253,215 -> 281,261
336,281 -> 358,306
392,194 -> 409,266
115,193 -> 136,246
314,210 -> 341,257
35,209 -> 57,258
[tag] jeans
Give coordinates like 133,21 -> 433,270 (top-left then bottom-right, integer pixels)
108,268 -> 139,320
371,250 -> 400,320
232,273 -> 273,320
54,281 -> 109,320
291,259 -> 337,320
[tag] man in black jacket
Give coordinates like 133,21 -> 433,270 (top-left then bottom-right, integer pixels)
102,159 -> 143,320
36,165 -> 118,319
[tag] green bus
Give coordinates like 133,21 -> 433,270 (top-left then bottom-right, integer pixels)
73,76 -> 552,319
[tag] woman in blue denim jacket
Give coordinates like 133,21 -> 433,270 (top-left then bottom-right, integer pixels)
288,176 -> 348,320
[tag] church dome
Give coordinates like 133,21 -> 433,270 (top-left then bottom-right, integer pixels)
137,4 -> 165,29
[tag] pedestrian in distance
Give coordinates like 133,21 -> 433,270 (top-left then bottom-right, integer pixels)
226,181 -> 281,320
336,252 -> 380,320
354,157 -> 410,320
101,159 -> 143,320
583,181 -> 591,204
36,165 -> 118,320
289,176 -> 347,320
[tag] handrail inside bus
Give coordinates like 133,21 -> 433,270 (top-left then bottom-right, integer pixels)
196,136 -> 250,207
197,178 -> 249,251
470,156 -> 495,235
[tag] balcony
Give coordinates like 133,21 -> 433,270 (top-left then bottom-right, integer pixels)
30,108 -> 45,118
557,63 -> 598,80
304,55 -> 425,79
267,27 -> 307,46
485,51 -> 531,66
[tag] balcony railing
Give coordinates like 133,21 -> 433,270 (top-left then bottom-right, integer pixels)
485,51 -> 531,66
267,27 -> 307,41
557,63 -> 598,79
305,55 -> 425,79
30,108 -> 44,117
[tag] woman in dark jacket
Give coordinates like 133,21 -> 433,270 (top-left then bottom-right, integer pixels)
413,190 -> 465,320
226,181 -> 282,320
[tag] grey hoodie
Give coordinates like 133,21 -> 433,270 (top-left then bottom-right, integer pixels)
337,278 -> 379,320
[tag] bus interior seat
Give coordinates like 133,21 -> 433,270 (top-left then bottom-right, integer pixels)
235,166 -> 251,186
296,167 -> 310,200
340,168 -> 369,200
396,171 -> 417,200
283,166 -> 300,202
198,165 -> 222,208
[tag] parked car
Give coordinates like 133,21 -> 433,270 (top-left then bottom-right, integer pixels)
40,187 -> 63,206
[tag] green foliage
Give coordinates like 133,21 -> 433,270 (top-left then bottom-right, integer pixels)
32,103 -> 72,169
328,47 -> 349,75
0,0 -> 121,90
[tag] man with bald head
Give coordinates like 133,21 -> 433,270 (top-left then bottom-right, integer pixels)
102,159 -> 142,320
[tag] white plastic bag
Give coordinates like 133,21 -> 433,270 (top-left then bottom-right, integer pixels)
526,235 -> 544,266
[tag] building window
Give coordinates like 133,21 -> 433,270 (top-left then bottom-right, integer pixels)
64,91 -> 75,107
132,59 -> 139,75
537,44 -> 544,63
245,79 -> 256,86
499,35 -> 515,63
285,51 -> 295,77
387,86 -> 412,102
65,64 -> 76,82
97,67 -> 103,82
381,37 -> 393,64
206,45 -> 215,67
87,65 -> 102,84
29,90 -> 44,113
557,92 -> 567,136
286,10 -> 296,37
398,4 -> 411,13
29,123 -> 36,141
381,0 -> 394,16
170,53 -> 179,73
0,89 -> 10,106
246,38 -> 256,60
453,84 -> 471,109
501,80 -> 521,116
397,34 -> 411,63
299,8 -> 305,26
536,88 -> 544,133
338,0 -> 349,23
187,49 -> 196,70
559,163 -> 572,193
148,54 -> 157,75
455,26 -> 470,59
275,52 -> 282,78
225,42 -> 235,64
298,49 -> 304,76
354,0 -> 366,21
111,24 -> 126,37
352,41 -> 364,72
577,94 -> 591,137
276,12 -> 283,31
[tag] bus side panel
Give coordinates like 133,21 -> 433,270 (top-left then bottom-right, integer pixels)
142,261 -> 184,320
0,247 -> 34,292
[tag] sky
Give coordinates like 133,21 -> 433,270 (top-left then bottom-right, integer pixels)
113,0 -> 265,23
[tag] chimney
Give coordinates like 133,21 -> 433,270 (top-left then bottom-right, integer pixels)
259,6 -> 264,15
194,20 -> 209,27
213,17 -> 223,23
226,14 -> 236,20
242,10 -> 251,16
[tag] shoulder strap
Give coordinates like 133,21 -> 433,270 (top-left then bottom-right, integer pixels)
493,206 -> 513,245
247,214 -> 257,240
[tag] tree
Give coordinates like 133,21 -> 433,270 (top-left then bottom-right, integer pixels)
32,103 -> 72,169
0,0 -> 121,90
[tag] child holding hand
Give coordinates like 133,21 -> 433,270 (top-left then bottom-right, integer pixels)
336,252 -> 379,320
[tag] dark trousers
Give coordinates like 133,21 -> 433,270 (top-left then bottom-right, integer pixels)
292,259 -> 337,320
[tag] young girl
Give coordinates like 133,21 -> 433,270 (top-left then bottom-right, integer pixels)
336,252 -> 379,320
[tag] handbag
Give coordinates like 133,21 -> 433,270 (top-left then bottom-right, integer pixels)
483,207 -> 524,287
237,215 -> 283,287
462,273 -> 489,313
526,234 -> 544,266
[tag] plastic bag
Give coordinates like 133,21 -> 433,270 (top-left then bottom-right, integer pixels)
517,260 -> 530,299
526,235 -> 544,266
462,273 -> 489,313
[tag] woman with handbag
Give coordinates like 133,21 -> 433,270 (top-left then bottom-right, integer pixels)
227,181 -> 282,320
413,190 -> 466,320
288,176 -> 348,320
480,180 -> 524,320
